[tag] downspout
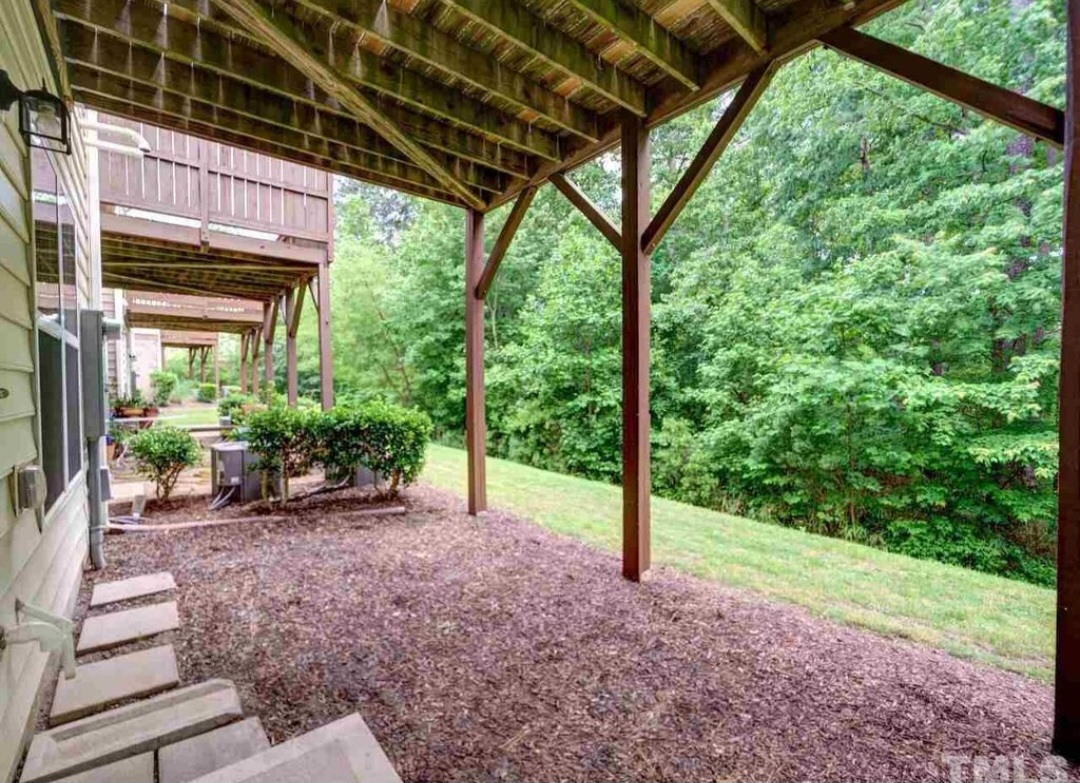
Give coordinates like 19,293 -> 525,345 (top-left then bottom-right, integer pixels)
84,109 -> 108,570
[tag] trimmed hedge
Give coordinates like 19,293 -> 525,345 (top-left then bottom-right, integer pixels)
244,401 -> 433,503
197,383 -> 217,402
218,393 -> 259,423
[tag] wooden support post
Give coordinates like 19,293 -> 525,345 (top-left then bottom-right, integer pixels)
187,347 -> 195,380
251,328 -> 262,398
239,332 -> 249,394
213,339 -> 220,393
316,265 -> 334,410
1056,0 -> 1080,762
621,112 -> 651,582
263,299 -> 279,401
285,286 -> 304,406
465,208 -> 487,515
199,347 -> 208,383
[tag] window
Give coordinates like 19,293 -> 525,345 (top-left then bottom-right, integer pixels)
32,147 -> 82,515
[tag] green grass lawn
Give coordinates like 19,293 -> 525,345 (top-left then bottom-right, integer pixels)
422,444 -> 1055,681
156,402 -> 219,426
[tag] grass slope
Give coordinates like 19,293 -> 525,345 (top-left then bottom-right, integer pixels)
422,444 -> 1054,681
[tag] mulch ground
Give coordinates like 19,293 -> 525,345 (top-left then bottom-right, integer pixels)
78,484 -> 1075,782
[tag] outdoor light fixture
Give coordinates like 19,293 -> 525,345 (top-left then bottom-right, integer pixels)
0,69 -> 71,155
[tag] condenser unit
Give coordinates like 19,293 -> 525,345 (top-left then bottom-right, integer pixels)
210,441 -> 276,506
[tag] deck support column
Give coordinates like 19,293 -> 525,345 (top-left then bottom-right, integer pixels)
187,348 -> 195,380
465,208 -> 486,515
239,332 -> 249,394
284,288 -> 301,406
621,112 -> 651,582
251,328 -> 262,398
214,340 -> 220,394
263,299 -> 278,402
1056,0 -> 1080,762
315,264 -> 334,410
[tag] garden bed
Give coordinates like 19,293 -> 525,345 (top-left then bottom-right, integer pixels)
84,485 -> 1073,782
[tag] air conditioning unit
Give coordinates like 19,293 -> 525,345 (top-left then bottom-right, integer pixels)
210,441 -> 276,504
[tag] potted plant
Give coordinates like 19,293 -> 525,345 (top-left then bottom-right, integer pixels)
112,391 -> 148,419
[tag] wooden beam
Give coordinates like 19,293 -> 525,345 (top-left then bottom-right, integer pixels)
549,174 -> 621,250
213,0 -> 486,210
316,263 -> 333,410
283,0 -> 600,141
465,208 -> 487,515
250,327 -> 262,397
819,26 -> 1064,148
557,0 -> 699,90
1056,0 -> 1080,762
239,331 -> 249,393
263,298 -> 279,399
475,187 -> 537,300
284,289 -> 298,406
704,0 -> 768,53
620,112 -> 651,582
439,0 -> 645,115
55,3 -> 547,169
642,63 -> 777,254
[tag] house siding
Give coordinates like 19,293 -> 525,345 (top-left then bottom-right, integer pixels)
0,4 -> 93,781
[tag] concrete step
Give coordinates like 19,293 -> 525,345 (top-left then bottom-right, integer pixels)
90,573 -> 176,608
77,602 -> 180,654
52,754 -> 153,783
188,713 -> 401,783
50,646 -> 180,726
21,680 -> 243,783
159,718 -> 270,783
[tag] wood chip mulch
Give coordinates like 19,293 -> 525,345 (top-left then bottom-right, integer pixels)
78,485 -> 1075,782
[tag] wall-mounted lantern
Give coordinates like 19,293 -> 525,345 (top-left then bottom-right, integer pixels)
0,69 -> 71,155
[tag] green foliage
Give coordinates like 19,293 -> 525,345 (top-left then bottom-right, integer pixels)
128,426 -> 201,500
197,383 -> 217,403
244,406 -> 320,502
149,371 -> 179,407
317,402 -> 433,495
304,0 -> 1065,584
111,390 -> 147,412
218,393 -> 258,423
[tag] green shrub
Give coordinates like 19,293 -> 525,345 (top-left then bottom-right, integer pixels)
149,371 -> 178,407
197,383 -> 217,403
222,385 -> 241,397
244,406 -> 320,502
128,426 -> 201,500
218,393 -> 258,423
318,401 -> 432,496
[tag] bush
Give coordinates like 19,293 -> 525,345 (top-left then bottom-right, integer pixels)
128,426 -> 201,500
244,406 -> 320,503
197,383 -> 217,402
149,371 -> 178,407
318,401 -> 432,496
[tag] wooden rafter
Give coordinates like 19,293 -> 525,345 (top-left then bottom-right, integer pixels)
212,0 -> 487,210
642,63 -> 777,254
282,0 -> 600,141
439,0 -> 645,115
475,186 -> 537,300
819,26 -> 1064,147
704,0 -> 768,53
557,0 -> 699,90
549,174 -> 621,250
54,2 -> 549,169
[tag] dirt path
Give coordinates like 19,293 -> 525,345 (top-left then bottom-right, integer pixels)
82,485 -> 1074,782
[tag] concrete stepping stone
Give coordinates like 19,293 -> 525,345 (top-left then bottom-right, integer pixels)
77,602 -> 180,654
90,573 -> 176,608
159,718 -> 270,783
189,713 -> 401,783
53,753 -> 153,783
50,646 -> 180,725
21,680 -> 243,783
